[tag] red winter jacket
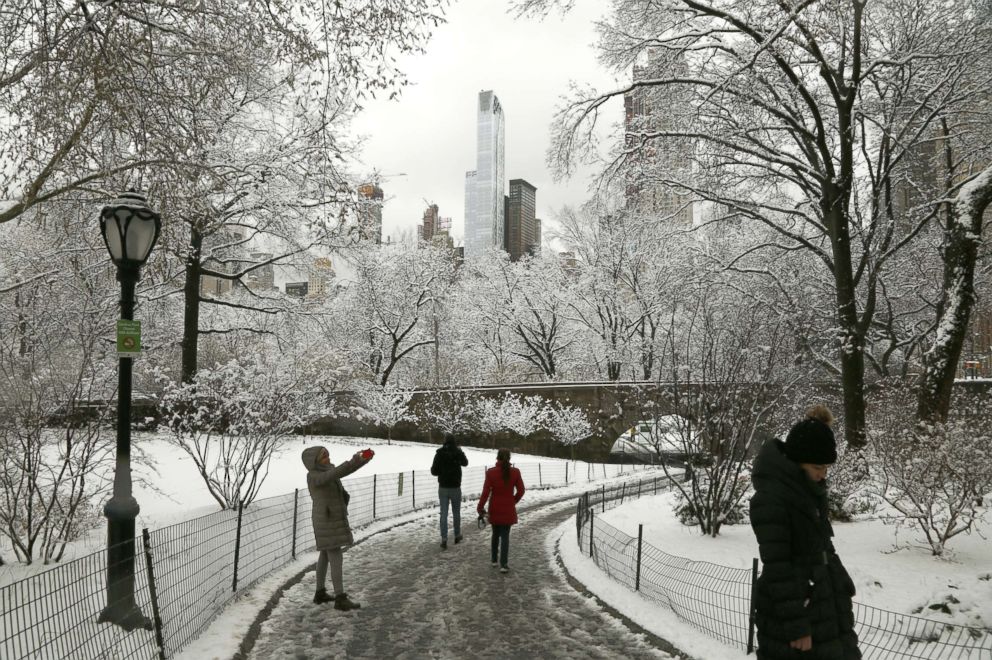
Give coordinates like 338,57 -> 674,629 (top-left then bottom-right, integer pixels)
477,462 -> 525,525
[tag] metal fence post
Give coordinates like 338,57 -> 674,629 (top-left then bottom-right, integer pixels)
635,524 -> 643,592
637,479 -> 642,499
232,501 -> 244,593
538,464 -> 543,487
589,509 -> 594,556
747,557 -> 759,654
601,484 -> 606,513
412,470 -> 416,509
141,529 -> 166,660
620,482 -> 626,505
565,462 -> 569,485
291,489 -> 299,560
587,463 -> 591,481
373,474 -> 378,520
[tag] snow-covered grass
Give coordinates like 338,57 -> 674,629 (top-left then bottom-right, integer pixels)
555,488 -> 992,659
590,491 -> 992,630
0,432 -> 571,586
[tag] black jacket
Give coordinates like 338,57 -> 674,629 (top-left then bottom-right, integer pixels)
431,440 -> 468,488
749,439 -> 860,660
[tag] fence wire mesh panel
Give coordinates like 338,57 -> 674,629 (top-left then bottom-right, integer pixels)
1,458 -> 643,660
854,601 -> 992,659
149,507 -> 238,657
235,492 -> 298,593
0,542 -> 159,660
575,476 -> 992,658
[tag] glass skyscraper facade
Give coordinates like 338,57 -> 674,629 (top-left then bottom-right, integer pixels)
464,90 -> 505,259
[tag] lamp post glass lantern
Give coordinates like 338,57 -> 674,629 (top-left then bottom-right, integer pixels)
97,190 -> 160,631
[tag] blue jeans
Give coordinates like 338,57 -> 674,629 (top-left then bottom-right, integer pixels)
438,487 -> 462,541
491,524 -> 511,568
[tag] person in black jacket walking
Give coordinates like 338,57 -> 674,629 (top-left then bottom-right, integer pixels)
431,433 -> 468,549
750,405 -> 860,660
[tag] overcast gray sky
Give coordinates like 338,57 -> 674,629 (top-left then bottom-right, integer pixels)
349,0 -> 621,247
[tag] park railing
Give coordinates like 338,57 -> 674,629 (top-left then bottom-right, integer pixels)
576,476 -> 992,659
1,458 -> 649,660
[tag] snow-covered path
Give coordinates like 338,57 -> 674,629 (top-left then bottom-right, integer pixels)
246,497 -> 681,660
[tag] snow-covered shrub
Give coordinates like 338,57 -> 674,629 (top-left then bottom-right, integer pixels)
350,382 -> 415,443
545,403 -> 592,458
159,357 -> 323,509
825,444 -> 874,522
469,392 -> 550,442
869,418 -> 992,556
418,389 -> 476,438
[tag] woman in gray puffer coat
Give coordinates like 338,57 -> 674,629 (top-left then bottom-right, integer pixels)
301,446 -> 371,611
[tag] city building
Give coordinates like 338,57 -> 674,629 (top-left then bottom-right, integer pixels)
244,252 -> 276,292
623,49 -> 693,224
356,183 -> 384,244
505,179 -> 538,262
308,257 -> 335,299
419,204 -> 440,243
464,90 -> 506,258
199,226 -> 246,297
285,281 -> 309,298
533,218 -> 542,255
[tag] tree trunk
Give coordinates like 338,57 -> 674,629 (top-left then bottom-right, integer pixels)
917,168 -> 992,422
181,227 -> 203,384
825,197 -> 869,449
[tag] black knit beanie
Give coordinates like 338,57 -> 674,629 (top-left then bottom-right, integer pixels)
784,418 -> 837,464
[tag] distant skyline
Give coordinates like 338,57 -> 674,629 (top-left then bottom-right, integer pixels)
349,0 -> 620,249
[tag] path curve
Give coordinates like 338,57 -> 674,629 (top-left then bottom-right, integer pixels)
245,497 -> 682,660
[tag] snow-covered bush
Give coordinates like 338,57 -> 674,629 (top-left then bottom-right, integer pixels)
545,403 -> 592,458
469,392 -> 550,443
418,389 -> 476,438
159,358 -> 323,509
869,419 -> 992,556
350,382 -> 415,444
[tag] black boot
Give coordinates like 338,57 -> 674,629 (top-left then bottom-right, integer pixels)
334,592 -> 361,611
313,588 -> 333,604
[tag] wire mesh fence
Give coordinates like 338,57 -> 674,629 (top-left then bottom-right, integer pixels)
575,475 -> 992,659
1,457 -> 648,660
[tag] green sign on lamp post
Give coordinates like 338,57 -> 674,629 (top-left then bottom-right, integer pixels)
116,320 -> 141,357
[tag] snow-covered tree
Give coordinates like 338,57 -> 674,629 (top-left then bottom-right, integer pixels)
159,356 -> 325,509
0,212 -> 119,564
515,0 -> 992,447
351,382 -> 415,444
330,243 -> 455,386
470,392 -> 550,443
545,404 -> 592,459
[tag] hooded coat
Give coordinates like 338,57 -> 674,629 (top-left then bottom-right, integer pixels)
749,439 -> 861,660
477,462 -> 524,526
431,439 -> 468,488
302,446 -> 363,551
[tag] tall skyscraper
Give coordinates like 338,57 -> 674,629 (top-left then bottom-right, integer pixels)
624,50 -> 693,224
506,179 -> 538,261
356,183 -> 384,244
464,90 -> 506,258
419,204 -> 440,243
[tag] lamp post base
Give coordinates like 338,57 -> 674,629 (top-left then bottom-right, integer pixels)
97,603 -> 152,632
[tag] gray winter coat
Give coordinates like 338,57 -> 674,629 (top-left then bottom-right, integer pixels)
302,446 -> 364,551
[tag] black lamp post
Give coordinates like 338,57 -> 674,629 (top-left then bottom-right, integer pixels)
97,190 -> 160,631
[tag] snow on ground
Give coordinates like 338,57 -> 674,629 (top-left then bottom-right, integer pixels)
0,433 -> 567,586
564,491 -> 992,639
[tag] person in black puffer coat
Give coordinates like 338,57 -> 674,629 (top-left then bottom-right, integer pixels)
431,433 -> 468,549
750,405 -> 861,660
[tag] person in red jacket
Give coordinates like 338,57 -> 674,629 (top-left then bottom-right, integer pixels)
477,448 -> 525,573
